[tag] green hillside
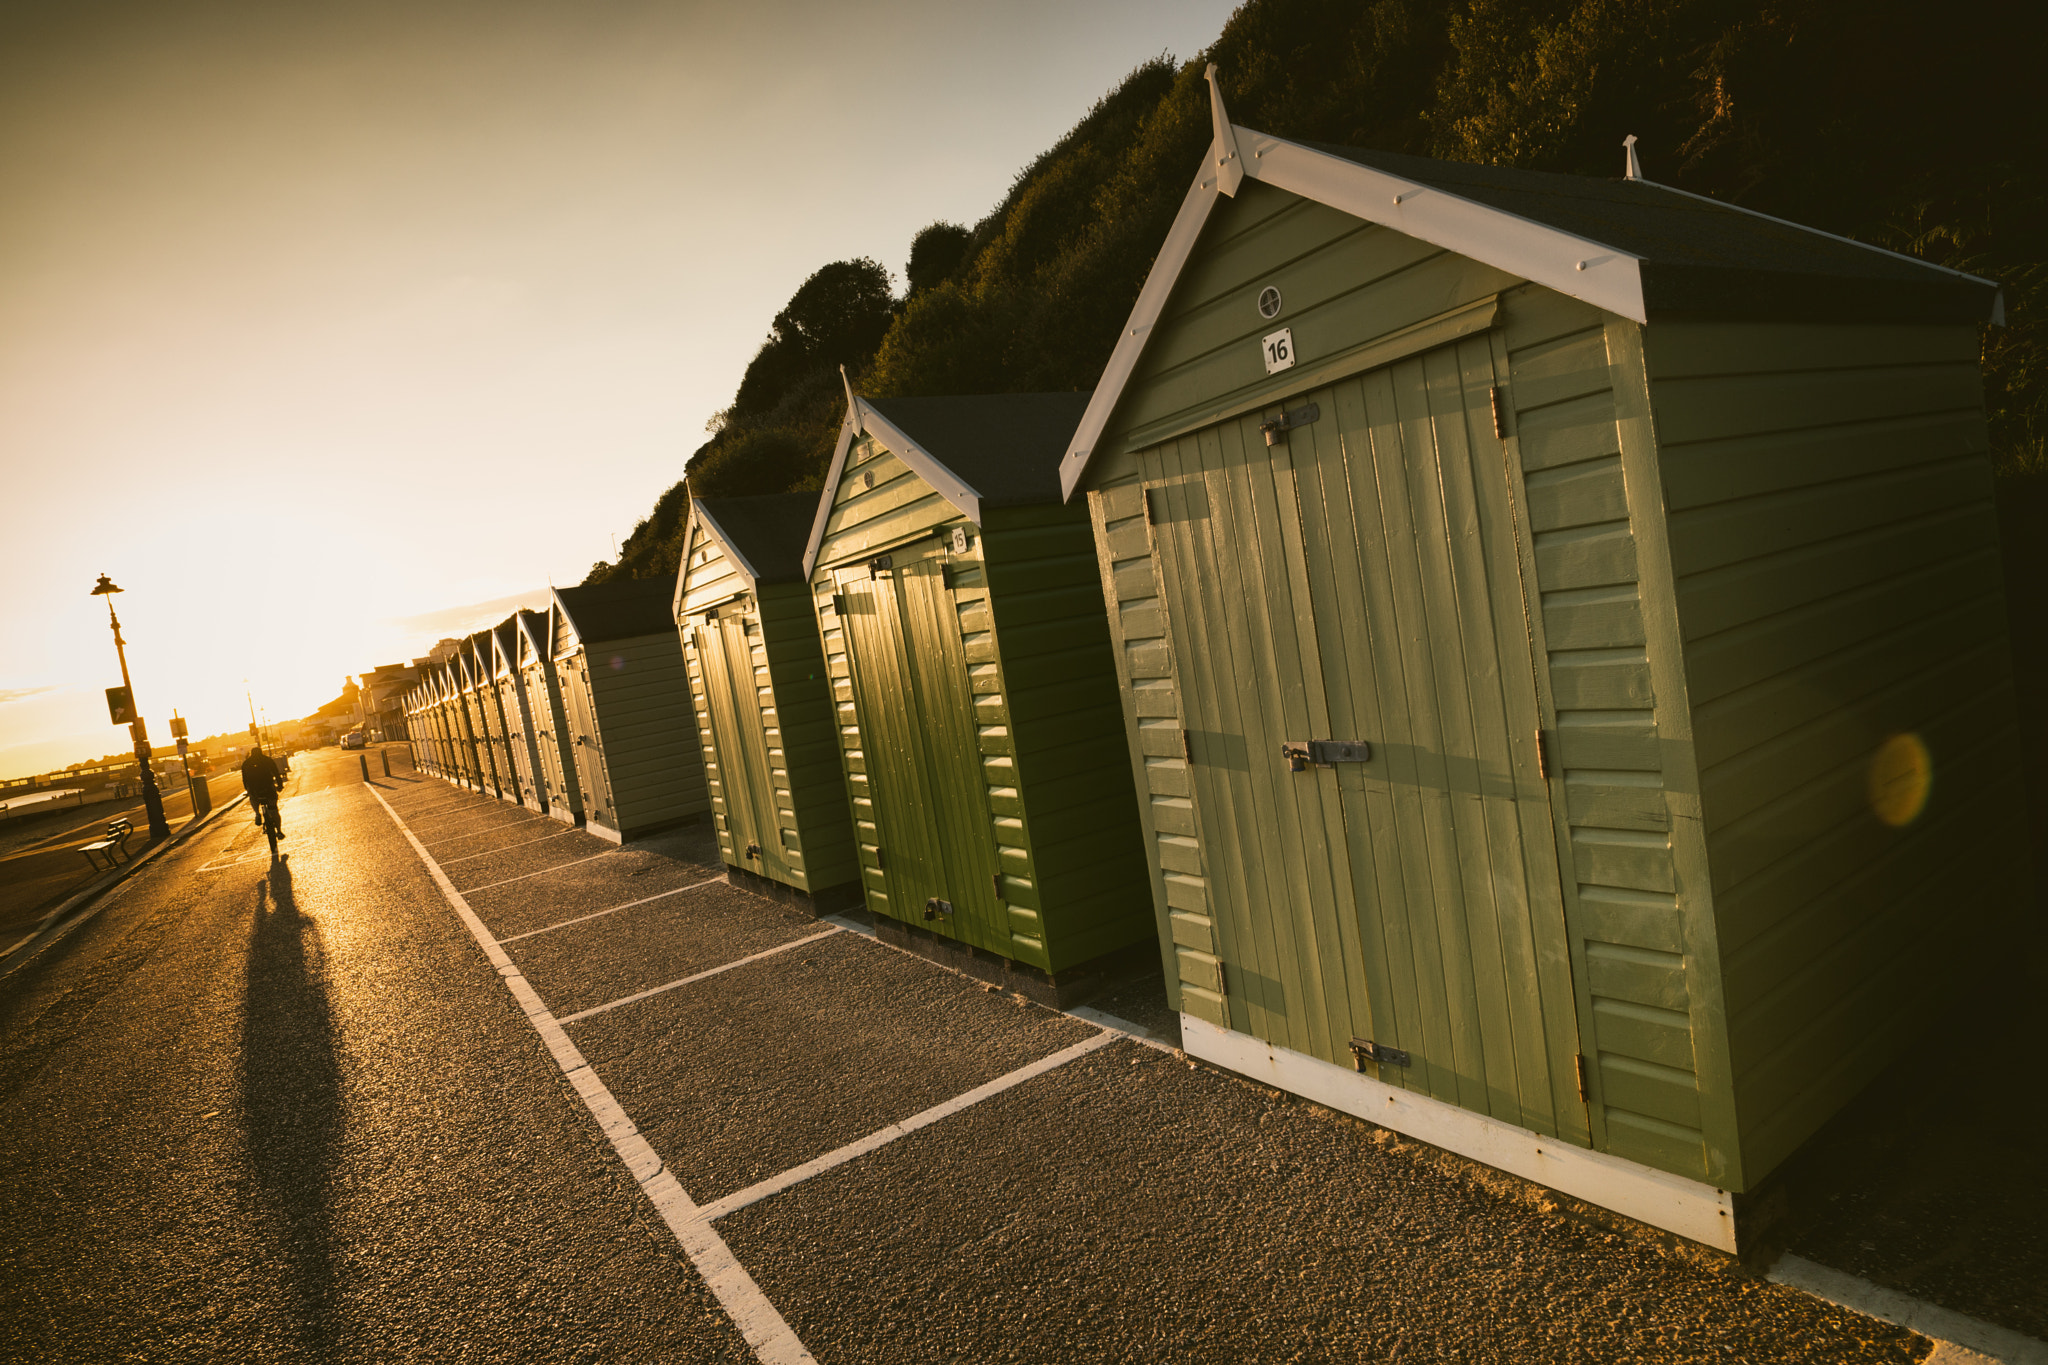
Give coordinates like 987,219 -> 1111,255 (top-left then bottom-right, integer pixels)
584,0 -> 2046,587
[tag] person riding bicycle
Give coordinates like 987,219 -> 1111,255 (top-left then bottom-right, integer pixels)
240,745 -> 286,840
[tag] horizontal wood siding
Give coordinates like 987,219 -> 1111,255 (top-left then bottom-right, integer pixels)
983,503 -> 1155,972
758,582 -> 861,893
1645,319 -> 2027,1182
1505,286 -> 1726,1184
680,521 -> 745,868
679,518 -> 747,618
584,632 -> 708,836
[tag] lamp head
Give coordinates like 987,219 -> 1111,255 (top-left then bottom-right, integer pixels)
91,574 -> 122,597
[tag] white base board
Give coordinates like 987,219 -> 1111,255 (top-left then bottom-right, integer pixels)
546,804 -> 580,827
584,818 -> 623,845
1180,1014 -> 1736,1252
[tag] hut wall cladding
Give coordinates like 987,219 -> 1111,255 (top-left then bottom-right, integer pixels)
812,434 -> 1151,972
580,635 -> 708,832
1639,318 -> 2028,1180
678,517 -> 858,892
1084,176 -> 1729,1184
520,626 -> 583,822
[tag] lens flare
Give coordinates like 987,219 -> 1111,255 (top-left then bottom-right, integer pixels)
1867,733 -> 1932,827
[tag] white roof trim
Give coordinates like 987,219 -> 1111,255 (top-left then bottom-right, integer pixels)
800,393 -> 986,578
1203,64 -> 1244,198
1248,132 -> 1648,323
549,588 -> 582,659
677,500 -> 763,622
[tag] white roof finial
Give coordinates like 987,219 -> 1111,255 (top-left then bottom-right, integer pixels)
1203,64 -> 1245,198
1623,134 -> 1643,181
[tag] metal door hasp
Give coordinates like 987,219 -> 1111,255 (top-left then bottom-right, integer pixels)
1281,739 -> 1371,771
1350,1038 -> 1410,1069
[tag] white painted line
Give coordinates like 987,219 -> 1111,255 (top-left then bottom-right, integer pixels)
460,850 -> 617,894
695,1031 -> 1118,1224
1068,1005 -> 1178,1055
424,814 -> 551,848
1771,1253 -> 2046,1364
821,912 -> 874,938
368,786 -> 814,1365
498,876 -> 726,943
556,928 -> 843,1025
437,828 -> 577,866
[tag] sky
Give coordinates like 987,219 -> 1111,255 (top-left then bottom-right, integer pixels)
0,0 -> 1241,779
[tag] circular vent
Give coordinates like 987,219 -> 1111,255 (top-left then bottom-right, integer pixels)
1257,286 -> 1283,320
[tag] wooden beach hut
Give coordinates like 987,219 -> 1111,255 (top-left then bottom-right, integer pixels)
805,386 -> 1154,999
518,607 -> 584,826
551,578 -> 708,843
1063,69 -> 2020,1250
491,615 -> 547,812
460,635 -> 509,800
675,493 -> 859,910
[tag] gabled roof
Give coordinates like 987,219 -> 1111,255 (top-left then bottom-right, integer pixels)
699,494 -> 818,585
1059,65 -> 2004,500
552,577 -> 675,648
490,616 -> 520,677
513,608 -> 549,667
803,384 -> 1094,577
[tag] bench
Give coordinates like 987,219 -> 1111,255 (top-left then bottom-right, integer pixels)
80,818 -> 136,872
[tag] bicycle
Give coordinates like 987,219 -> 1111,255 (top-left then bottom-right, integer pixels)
255,795 -> 284,860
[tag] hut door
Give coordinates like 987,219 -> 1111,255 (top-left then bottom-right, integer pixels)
561,657 -> 613,825
706,613 -> 788,883
1147,337 -> 1586,1143
837,557 -> 1005,953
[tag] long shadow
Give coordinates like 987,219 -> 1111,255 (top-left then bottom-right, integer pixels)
239,857 -> 346,1352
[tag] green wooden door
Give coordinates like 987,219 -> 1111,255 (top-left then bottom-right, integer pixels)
706,613 -> 790,882
1146,335 -> 1585,1142
561,657 -> 614,827
837,555 -> 1005,952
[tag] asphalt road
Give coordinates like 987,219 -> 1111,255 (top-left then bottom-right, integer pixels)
0,745 -> 1957,1362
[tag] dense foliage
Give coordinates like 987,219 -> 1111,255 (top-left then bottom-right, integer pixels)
585,0 -> 2046,586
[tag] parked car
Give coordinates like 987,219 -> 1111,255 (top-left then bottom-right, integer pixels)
340,730 -> 366,750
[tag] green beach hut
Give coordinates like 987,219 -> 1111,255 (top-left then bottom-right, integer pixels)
1063,70 -> 2020,1250
550,578 -> 709,843
675,493 -> 860,910
518,607 -> 585,826
804,385 -> 1154,1001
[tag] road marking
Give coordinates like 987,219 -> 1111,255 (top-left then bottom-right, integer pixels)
556,928 -> 843,1025
1770,1253 -> 2047,1364
437,828 -> 577,866
423,814 -> 551,847
694,1030 -> 1117,1224
498,876 -> 726,943
460,850 -> 617,894
370,786 -> 815,1365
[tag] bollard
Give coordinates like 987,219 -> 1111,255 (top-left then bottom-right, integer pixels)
360,753 -> 370,781
381,749 -> 391,777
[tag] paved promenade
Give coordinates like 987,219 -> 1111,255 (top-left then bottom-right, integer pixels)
1,745 -> 2036,1362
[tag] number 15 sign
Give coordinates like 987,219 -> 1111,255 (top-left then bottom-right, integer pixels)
1262,327 -> 1295,375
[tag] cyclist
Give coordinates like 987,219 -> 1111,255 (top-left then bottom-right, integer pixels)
240,745 -> 286,841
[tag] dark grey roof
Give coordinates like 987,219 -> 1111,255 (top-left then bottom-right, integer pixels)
1311,145 -> 1999,323
554,577 -> 677,645
696,493 -> 819,584
865,392 -> 1094,507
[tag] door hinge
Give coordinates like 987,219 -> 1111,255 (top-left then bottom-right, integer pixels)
1182,728 -> 1193,762
1535,728 -> 1552,779
1215,962 -> 1228,997
991,871 -> 1003,902
1490,384 -> 1507,439
1143,488 -> 1156,524
831,592 -> 848,614
941,562 -> 957,590
868,554 -> 893,579
874,847 -> 885,870
744,842 -> 761,861
1349,1038 -> 1410,1070
1575,1052 -> 1591,1103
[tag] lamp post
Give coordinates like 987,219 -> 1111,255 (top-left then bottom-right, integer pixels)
91,574 -> 170,840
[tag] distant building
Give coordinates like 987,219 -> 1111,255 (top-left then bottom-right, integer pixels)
357,663 -> 421,742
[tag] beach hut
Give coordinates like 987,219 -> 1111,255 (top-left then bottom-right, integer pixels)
805,386 -> 1154,998
490,613 -> 548,813
1061,70 -> 2021,1250
459,637 -> 508,799
551,578 -> 708,843
518,607 -> 584,826
675,493 -> 860,910
437,663 -> 477,790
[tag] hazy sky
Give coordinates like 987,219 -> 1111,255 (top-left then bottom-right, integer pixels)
0,0 -> 1239,777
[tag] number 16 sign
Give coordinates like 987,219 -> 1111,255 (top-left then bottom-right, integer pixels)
1262,326 -> 1295,375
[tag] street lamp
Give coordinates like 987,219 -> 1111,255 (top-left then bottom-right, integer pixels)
91,574 -> 170,840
